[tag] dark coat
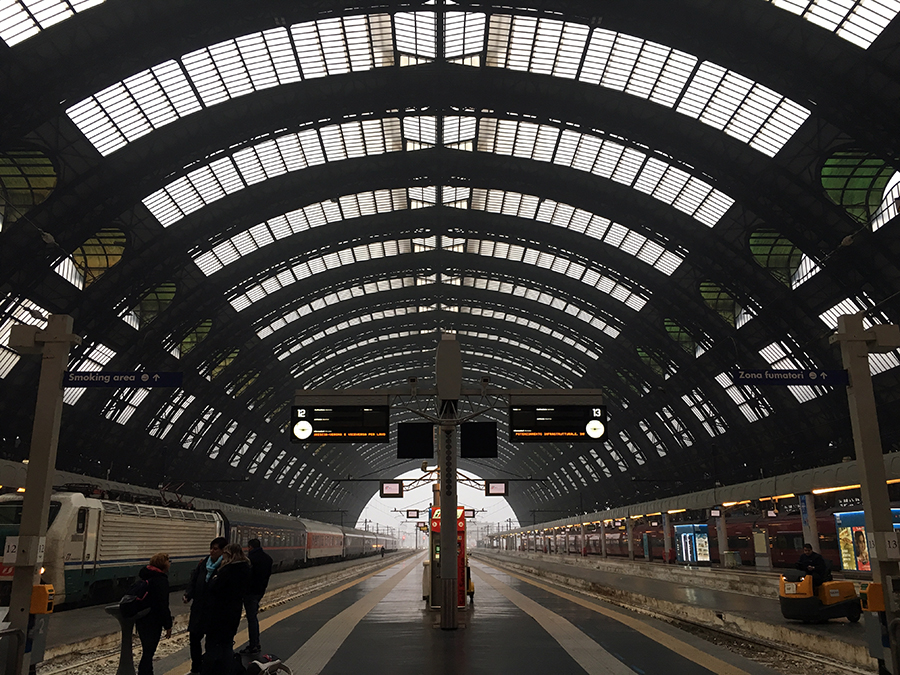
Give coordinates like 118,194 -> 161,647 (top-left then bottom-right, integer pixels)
136,565 -> 172,630
205,560 -> 252,642
185,556 -> 217,633
797,550 -> 828,581
247,547 -> 273,596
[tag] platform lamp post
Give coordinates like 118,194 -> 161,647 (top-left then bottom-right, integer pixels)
830,314 -> 900,674
6,315 -> 81,675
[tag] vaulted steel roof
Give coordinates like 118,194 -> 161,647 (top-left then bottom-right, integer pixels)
2,0 -> 900,524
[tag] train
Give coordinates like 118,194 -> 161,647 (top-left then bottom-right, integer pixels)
0,485 -> 396,606
516,506 -> 855,571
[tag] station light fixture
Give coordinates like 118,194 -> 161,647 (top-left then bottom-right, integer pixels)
666,508 -> 686,514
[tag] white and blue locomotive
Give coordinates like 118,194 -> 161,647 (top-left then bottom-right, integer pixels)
0,485 -> 396,606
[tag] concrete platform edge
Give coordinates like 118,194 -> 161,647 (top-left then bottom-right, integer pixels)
473,550 -> 877,671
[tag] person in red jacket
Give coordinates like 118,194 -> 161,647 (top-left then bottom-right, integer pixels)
135,552 -> 173,675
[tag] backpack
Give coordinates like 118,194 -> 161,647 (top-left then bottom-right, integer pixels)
119,577 -> 152,619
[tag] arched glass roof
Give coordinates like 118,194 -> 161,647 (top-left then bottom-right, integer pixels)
4,1 -> 897,50
142,116 -> 733,232
195,187 -> 685,279
63,13 -> 809,158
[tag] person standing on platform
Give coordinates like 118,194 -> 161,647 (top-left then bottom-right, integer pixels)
202,542 -> 252,675
184,536 -> 227,675
240,538 -> 273,655
135,552 -> 173,675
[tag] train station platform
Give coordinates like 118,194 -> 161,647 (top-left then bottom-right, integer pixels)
128,550 -> 786,675
471,549 -> 873,671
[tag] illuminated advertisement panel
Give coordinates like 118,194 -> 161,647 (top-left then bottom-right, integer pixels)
833,509 -> 900,570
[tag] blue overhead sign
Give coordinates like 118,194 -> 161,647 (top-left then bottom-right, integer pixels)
63,371 -> 183,388
730,369 -> 848,386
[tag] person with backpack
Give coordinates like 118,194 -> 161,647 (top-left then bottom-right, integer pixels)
184,536 -> 227,675
240,538 -> 273,655
134,552 -> 174,675
202,542 -> 252,675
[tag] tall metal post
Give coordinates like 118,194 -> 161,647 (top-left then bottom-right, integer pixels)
715,512 -> 729,564
600,521 -> 608,558
626,518 -> 635,560
436,335 -> 461,629
6,315 -> 80,675
831,314 -> 900,674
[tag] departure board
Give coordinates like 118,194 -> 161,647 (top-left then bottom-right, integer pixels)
290,405 -> 390,443
509,404 -> 607,442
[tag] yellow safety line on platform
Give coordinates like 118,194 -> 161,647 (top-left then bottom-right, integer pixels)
472,566 -> 635,675
475,560 -> 754,675
282,556 -> 418,674
161,554 -> 422,675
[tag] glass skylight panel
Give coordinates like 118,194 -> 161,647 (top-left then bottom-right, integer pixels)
769,0 -> 900,48
63,341 -> 115,406
144,120 -> 399,228
445,11 -> 486,60
715,372 -> 773,422
0,0 -> 105,47
149,391 -> 195,440
486,15 -> 810,157
480,120 -> 734,226
872,173 -> 900,231
395,10 -> 436,60
759,341 -> 823,402
0,296 -> 49,378
463,239 -> 648,311
102,388 -> 149,426
681,389 -> 727,436
675,63 -> 810,157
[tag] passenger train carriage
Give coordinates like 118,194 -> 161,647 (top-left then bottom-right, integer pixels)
0,485 -> 396,606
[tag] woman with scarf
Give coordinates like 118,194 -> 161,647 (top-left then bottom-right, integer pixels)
184,536 -> 228,675
135,552 -> 174,675
202,542 -> 252,675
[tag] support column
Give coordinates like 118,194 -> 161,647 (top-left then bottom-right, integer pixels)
798,493 -> 820,549
580,522 -> 586,556
716,511 -> 729,566
626,518 -> 635,560
436,335 -> 460,630
601,521 -> 608,558
663,513 -> 673,564
564,528 -> 569,555
831,315 -> 900,673
6,315 -> 80,675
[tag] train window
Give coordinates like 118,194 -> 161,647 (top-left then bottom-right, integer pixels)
77,508 -> 87,534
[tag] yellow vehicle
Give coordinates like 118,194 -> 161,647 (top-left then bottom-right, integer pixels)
779,569 -> 861,622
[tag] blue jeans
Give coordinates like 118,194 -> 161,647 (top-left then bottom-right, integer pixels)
243,594 -> 263,649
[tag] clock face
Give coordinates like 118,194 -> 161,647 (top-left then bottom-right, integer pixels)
293,420 -> 313,440
585,419 -> 606,439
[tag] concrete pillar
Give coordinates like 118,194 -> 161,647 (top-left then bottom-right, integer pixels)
832,315 -> 900,673
716,512 -> 729,565
798,493 -> 820,550
580,522 -> 586,556
601,521 -> 608,558
626,518 -> 635,560
564,528 -> 569,555
6,316 -> 80,675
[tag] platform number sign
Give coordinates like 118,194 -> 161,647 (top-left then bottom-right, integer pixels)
290,405 -> 389,443
509,404 -> 607,442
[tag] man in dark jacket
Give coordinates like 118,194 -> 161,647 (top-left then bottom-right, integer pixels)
240,538 -> 274,654
183,536 -> 227,675
796,542 -> 829,586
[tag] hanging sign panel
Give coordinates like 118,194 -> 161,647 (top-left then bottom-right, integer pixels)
290,405 -> 390,443
509,404 -> 607,442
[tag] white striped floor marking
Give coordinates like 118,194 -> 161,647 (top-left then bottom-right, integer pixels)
282,557 -> 418,674
473,565 -> 636,675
